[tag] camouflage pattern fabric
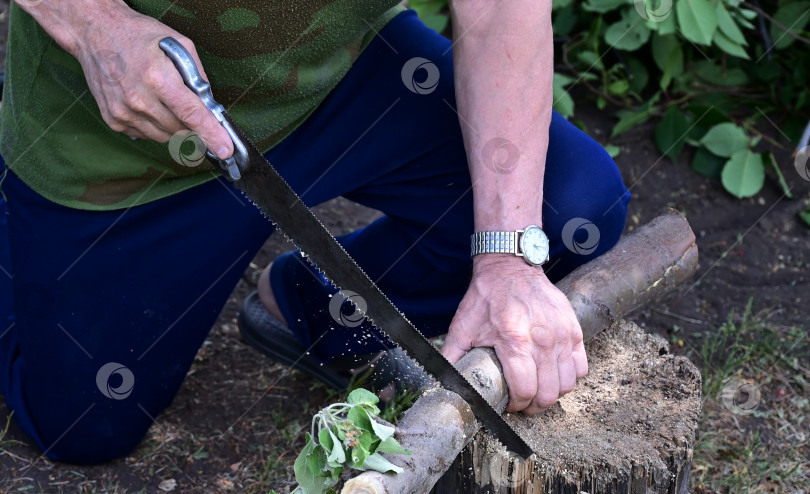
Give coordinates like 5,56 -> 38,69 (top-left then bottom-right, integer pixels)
0,0 -> 402,209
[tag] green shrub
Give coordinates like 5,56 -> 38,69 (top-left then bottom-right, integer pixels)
412,0 -> 810,198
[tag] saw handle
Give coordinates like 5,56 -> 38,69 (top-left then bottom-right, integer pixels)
158,37 -> 249,181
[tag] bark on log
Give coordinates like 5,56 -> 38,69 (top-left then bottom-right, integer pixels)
342,209 -> 699,494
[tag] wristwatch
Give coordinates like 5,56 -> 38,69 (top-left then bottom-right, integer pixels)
470,225 -> 550,267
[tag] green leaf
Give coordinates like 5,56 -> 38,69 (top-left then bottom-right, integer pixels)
604,144 -> 621,158
713,30 -> 750,59
676,0 -> 718,45
605,8 -> 652,51
657,11 -> 677,35
369,418 -> 396,442
422,14 -> 449,33
732,13 -> 755,30
739,8 -> 757,21
294,436 -> 332,494
611,93 -> 659,138
692,61 -> 750,86
322,428 -> 346,465
409,0 -> 449,33
306,447 -> 324,475
376,436 -> 411,455
715,3 -> 747,45
608,79 -> 630,95
347,388 -> 379,408
691,146 -> 726,178
553,0 -> 574,10
346,407 -> 375,466
361,453 -> 404,474
721,149 -> 765,198
655,107 -> 690,159
583,0 -> 627,14
770,1 -> 810,50
553,3 -> 579,35
409,0 -> 447,18
685,104 -> 731,141
691,91 -> 738,113
319,427 -> 334,453
625,56 -> 649,94
651,34 -> 683,89
764,151 -> 794,199
577,50 -> 604,71
347,405 -> 374,431
552,73 -> 576,118
799,205 -> 810,229
700,122 -> 749,157
612,109 -> 651,137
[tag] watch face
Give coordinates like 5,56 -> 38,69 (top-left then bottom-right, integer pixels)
520,226 -> 549,266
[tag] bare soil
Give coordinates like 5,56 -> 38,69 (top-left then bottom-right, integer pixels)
1,1 -> 809,492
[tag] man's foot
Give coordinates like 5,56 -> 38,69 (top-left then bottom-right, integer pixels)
257,263 -> 286,326
238,289 -> 433,394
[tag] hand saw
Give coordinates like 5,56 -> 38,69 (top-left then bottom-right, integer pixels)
159,37 -> 533,459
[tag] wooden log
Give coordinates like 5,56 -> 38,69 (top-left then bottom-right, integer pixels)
342,209 -> 699,494
556,208 -> 699,341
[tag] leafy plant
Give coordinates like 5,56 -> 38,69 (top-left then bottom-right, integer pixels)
411,0 -> 810,199
557,0 -> 809,198
292,388 -> 411,494
409,0 -> 450,33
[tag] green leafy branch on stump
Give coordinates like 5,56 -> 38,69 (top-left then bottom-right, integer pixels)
292,388 -> 411,494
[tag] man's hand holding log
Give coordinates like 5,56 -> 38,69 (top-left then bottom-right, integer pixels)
441,0 -> 586,415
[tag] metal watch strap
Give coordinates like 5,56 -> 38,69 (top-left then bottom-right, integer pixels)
471,231 -> 519,257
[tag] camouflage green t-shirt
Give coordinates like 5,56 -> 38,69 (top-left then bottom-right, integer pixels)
0,0 -> 403,210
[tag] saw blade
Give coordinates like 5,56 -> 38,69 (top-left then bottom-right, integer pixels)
223,112 -> 533,459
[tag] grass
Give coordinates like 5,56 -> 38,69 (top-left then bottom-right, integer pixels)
689,299 -> 809,493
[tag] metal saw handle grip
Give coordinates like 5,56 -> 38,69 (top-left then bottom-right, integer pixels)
158,37 -> 249,181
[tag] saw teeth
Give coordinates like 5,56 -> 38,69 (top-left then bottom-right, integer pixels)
225,112 -> 533,458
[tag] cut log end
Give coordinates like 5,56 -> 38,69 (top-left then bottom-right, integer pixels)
438,320 -> 702,494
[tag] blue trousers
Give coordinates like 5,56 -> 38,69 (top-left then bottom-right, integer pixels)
0,11 -> 629,464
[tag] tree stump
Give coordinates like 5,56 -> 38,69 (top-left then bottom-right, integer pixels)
433,320 -> 702,494
341,210 -> 701,494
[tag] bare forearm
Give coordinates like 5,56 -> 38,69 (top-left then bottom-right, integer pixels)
13,0 -> 128,57
450,0 -> 554,232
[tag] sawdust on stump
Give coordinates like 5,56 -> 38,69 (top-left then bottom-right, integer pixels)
436,320 -> 702,494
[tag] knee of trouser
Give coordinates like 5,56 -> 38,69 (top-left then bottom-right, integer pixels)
543,140 -> 630,280
5,378 -> 155,465
36,413 -> 152,465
